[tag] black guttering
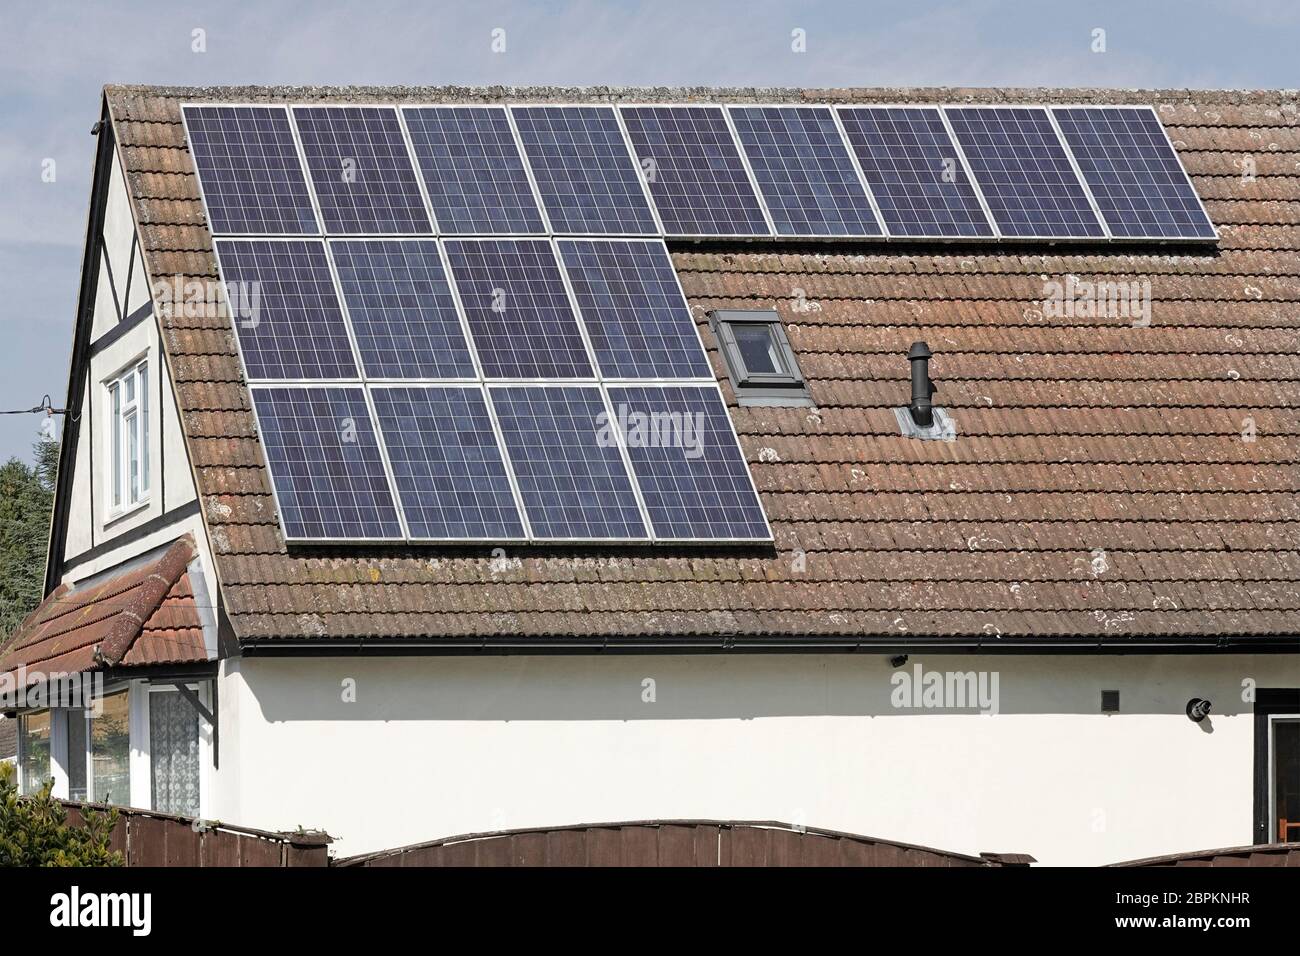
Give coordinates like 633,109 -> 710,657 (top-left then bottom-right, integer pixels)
45,96 -> 116,595
238,633 -> 1300,655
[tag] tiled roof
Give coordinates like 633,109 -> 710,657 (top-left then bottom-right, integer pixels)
104,85 -> 1300,646
0,536 -> 207,684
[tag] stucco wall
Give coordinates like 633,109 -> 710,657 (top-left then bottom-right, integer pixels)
210,652 -> 1300,865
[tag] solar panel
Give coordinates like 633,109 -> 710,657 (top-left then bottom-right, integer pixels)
329,239 -> 474,378
556,239 -> 711,379
620,106 -> 770,236
215,239 -> 358,380
403,106 -> 545,234
443,239 -> 593,379
729,106 -> 882,237
837,106 -> 994,238
489,385 -> 647,540
1052,106 -> 1215,240
607,385 -> 769,541
292,107 -> 432,234
512,106 -> 658,235
945,107 -> 1105,239
251,386 -> 403,540
371,386 -> 525,540
183,106 -> 318,234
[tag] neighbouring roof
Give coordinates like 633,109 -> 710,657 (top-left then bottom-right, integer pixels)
102,85 -> 1300,648
0,536 -> 208,688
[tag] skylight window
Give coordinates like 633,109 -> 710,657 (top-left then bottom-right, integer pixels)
710,310 -> 812,407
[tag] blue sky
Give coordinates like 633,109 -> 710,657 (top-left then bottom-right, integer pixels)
0,0 -> 1295,462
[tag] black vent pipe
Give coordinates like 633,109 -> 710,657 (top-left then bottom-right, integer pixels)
907,341 -> 935,427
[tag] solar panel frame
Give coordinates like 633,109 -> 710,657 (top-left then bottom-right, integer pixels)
290,105 -> 434,235
1050,104 -> 1217,242
619,104 -> 775,238
400,104 -> 550,236
486,383 -> 651,543
727,104 -> 885,239
510,104 -> 661,236
606,381 -> 771,543
369,383 -> 530,542
180,103 -> 322,236
942,104 -> 1109,240
247,383 -> 407,542
554,236 -> 713,381
212,236 -> 362,381
835,104 -> 999,240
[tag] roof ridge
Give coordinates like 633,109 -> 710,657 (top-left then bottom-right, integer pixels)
93,536 -> 197,666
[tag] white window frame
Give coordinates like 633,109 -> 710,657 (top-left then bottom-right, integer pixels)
130,682 -> 211,819
104,357 -> 150,518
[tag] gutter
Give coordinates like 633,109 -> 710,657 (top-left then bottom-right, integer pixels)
238,632 -> 1300,656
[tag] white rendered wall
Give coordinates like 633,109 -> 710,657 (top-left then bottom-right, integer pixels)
209,652 -> 1299,865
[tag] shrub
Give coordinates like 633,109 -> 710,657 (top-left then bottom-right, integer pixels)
0,762 -> 123,866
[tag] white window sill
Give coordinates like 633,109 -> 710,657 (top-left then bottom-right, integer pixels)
104,498 -> 151,528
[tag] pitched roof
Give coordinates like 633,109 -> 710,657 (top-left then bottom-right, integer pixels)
102,85 -> 1300,648
1,536 -> 207,685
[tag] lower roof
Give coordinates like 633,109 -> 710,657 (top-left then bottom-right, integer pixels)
101,85 -> 1300,647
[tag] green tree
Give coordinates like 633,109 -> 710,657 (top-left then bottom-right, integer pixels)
0,438 -> 58,638
0,762 -> 123,867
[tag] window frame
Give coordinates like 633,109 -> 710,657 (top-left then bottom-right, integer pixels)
133,682 -> 211,819
104,357 -> 150,518
1253,688 -> 1300,844
709,309 -> 813,406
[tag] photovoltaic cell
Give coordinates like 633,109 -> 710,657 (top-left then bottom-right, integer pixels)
729,106 -> 882,237
403,107 -> 545,234
371,386 -> 525,540
945,107 -> 1105,238
837,107 -> 994,238
556,239 -> 710,379
1052,107 -> 1215,240
329,240 -> 474,378
215,239 -> 358,380
608,385 -> 769,541
443,239 -> 593,379
251,386 -> 402,540
512,106 -> 658,235
292,107 -> 432,234
183,106 -> 318,234
620,106 -> 769,236
490,386 -> 647,540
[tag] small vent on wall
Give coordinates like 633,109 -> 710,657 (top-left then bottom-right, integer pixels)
1101,689 -> 1120,714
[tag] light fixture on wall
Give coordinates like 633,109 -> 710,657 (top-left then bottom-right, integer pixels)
1186,698 -> 1212,722
889,654 -> 909,668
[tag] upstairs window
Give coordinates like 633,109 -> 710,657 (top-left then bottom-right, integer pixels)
710,310 -> 813,406
107,359 -> 149,514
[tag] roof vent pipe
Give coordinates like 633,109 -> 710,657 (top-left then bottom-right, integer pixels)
907,341 -> 935,428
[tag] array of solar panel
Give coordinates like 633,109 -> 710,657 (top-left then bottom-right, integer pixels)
556,239 -> 710,379
184,106 -> 318,234
442,239 -> 593,379
371,386 -> 525,540
214,239 -> 358,379
608,386 -> 769,541
402,106 -> 545,234
728,106 -> 882,237
1052,106 -> 1215,240
512,106 -> 658,235
292,107 -> 431,234
329,239 -> 474,378
838,106 -> 994,238
490,386 -> 648,540
250,386 -> 403,540
620,106 -> 770,236
185,102 -> 1214,242
945,107 -> 1105,239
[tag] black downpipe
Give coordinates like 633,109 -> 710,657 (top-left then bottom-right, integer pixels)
908,341 -> 935,427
